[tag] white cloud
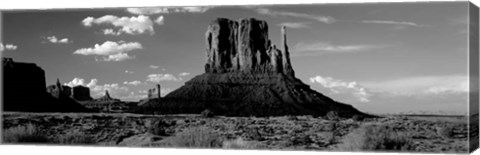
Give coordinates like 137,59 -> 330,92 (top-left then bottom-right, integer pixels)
310,75 -> 371,103
149,65 -> 160,69
123,80 -> 142,86
361,75 -> 468,95
46,36 -> 71,43
254,7 -> 335,24
73,41 -> 142,62
146,74 -> 181,82
361,20 -> 427,27
118,91 -> 147,101
277,22 -> 310,29
101,53 -> 135,62
179,72 -> 190,76
64,78 -> 96,88
64,78 -> 128,98
1,43 -> 18,52
125,70 -> 134,74
82,15 -> 161,35
154,16 -> 165,25
103,29 -> 122,36
126,6 -> 212,15
293,42 -> 386,56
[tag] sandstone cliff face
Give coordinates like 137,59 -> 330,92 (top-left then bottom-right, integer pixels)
3,58 -> 90,112
139,18 -> 367,117
205,18 -> 294,76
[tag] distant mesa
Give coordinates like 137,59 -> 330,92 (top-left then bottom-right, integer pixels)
3,58 -> 90,112
139,18 -> 368,117
94,90 -> 121,103
72,85 -> 94,101
46,79 -> 93,101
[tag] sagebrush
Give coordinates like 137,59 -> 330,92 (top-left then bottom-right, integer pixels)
2,123 -> 49,143
337,124 -> 414,151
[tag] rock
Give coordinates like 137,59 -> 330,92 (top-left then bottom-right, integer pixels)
94,90 -> 120,103
204,18 -> 294,76
2,58 -> 90,112
46,79 -> 72,98
138,18 -> 369,118
147,84 -> 161,99
72,85 -> 93,101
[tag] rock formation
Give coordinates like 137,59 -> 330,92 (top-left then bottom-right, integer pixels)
47,79 -> 72,98
138,18 -> 368,117
3,58 -> 90,112
204,18 -> 294,76
72,85 -> 93,101
94,90 -> 121,103
147,84 -> 161,99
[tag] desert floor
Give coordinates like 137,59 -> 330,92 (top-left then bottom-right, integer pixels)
2,112 -> 472,153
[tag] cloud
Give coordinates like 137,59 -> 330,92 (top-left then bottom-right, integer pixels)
103,29 -> 122,36
178,72 -> 190,76
125,70 -> 134,74
64,78 -> 129,98
277,22 -> 310,29
149,65 -> 160,69
82,15 -> 162,35
73,41 -> 142,62
123,80 -> 142,86
126,6 -> 212,15
361,75 -> 468,95
154,16 -> 164,25
254,7 -> 335,24
0,43 -> 18,52
64,78 -> 97,88
146,74 -> 181,82
46,36 -> 71,44
310,75 -> 371,103
292,42 -> 386,56
361,20 -> 427,28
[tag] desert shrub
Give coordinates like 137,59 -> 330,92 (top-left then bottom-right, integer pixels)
437,125 -> 455,139
318,132 -> 336,145
56,130 -> 96,145
222,137 -> 263,149
162,126 -> 224,148
145,119 -> 171,136
352,115 -> 364,121
2,123 -> 49,143
337,124 -> 414,151
201,109 -> 215,118
326,111 -> 339,120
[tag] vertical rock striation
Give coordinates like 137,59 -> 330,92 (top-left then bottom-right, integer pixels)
205,18 -> 294,76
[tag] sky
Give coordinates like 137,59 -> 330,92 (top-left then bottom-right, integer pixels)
0,2 -> 474,115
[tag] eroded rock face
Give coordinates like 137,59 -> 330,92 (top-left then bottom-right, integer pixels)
205,18 -> 294,76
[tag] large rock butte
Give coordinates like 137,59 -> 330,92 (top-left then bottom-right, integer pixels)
138,18 -> 367,117
3,58 -> 90,112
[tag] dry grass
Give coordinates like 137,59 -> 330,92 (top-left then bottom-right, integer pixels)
55,130 -> 96,145
222,137 -> 263,149
161,126 -> 224,148
337,124 -> 414,151
2,123 -> 49,143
